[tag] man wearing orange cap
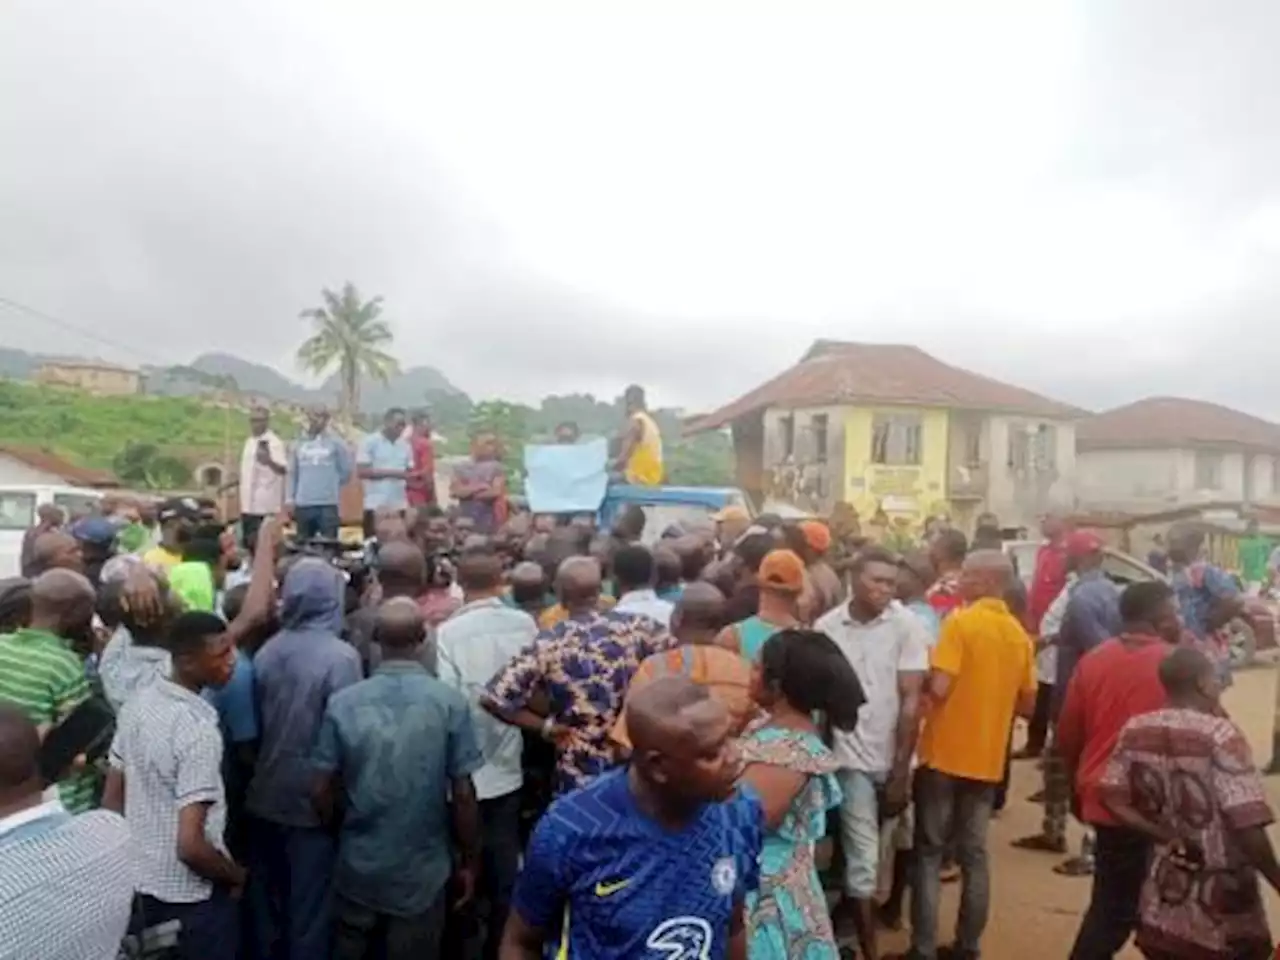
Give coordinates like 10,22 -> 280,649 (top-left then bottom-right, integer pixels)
798,519 -> 845,615
715,549 -> 804,661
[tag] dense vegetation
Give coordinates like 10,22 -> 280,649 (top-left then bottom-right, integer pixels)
0,379 -> 735,490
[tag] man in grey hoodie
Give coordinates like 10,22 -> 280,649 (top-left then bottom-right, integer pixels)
288,406 -> 353,540
246,559 -> 361,959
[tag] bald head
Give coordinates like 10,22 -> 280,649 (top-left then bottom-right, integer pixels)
0,704 -> 40,796
31,568 -> 95,616
30,530 -> 83,576
378,541 -> 427,597
672,582 -> 726,642
374,596 -> 425,652
1159,647 -> 1216,705
555,556 -> 603,609
960,549 -> 1015,602
626,676 -> 721,756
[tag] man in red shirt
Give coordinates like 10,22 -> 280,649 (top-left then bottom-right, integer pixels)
925,529 -> 968,619
1027,511 -> 1069,632
406,410 -> 437,510
1056,580 -> 1181,960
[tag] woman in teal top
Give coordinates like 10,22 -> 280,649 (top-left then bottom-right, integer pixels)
739,628 -> 866,959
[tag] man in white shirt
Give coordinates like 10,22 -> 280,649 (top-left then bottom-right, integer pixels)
815,547 -> 930,960
611,543 -> 675,627
436,547 -> 538,959
0,705 -> 136,960
239,406 -> 287,547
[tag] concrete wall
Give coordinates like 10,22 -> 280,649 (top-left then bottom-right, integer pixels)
982,415 -> 1077,528
760,405 -> 847,514
1077,446 -> 1280,509
843,406 -> 949,524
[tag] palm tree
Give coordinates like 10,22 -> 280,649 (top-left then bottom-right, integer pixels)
296,282 -> 400,421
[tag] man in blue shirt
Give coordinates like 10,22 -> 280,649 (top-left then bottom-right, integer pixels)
1054,531 -> 1122,711
314,597 -> 483,960
500,676 -> 762,960
357,407 -> 415,538
288,405 -> 353,540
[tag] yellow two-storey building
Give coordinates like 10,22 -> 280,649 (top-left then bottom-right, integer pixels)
687,340 -> 1083,532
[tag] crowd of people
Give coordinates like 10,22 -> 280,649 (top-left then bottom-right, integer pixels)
2,402 -> 1280,960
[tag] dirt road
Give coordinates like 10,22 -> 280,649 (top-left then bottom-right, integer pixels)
876,661 -> 1280,959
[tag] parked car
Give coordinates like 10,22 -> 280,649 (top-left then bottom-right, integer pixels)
1002,539 -> 1277,666
0,483 -> 104,578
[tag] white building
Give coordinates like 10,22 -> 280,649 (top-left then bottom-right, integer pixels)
1076,397 -> 1280,511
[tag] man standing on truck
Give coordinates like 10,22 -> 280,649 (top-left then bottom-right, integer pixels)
610,384 -> 663,486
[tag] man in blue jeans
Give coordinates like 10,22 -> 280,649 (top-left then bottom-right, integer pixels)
288,405 -> 352,540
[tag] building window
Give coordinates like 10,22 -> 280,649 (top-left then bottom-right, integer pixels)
810,414 -> 829,462
871,413 -> 922,466
779,414 -> 795,459
1007,429 -> 1029,470
1194,451 -> 1223,490
960,423 -> 982,468
1034,424 -> 1057,469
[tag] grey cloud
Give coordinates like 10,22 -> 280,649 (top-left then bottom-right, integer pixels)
4,0 -> 1280,418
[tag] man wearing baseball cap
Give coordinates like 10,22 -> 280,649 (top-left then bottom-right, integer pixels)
710,504 -> 752,554
797,519 -> 845,614
715,549 -> 804,661
142,498 -> 203,572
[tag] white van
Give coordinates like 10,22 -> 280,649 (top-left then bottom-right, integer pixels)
0,484 -> 105,578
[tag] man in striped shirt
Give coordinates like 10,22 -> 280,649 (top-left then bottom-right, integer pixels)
0,705 -> 136,960
0,568 -> 99,812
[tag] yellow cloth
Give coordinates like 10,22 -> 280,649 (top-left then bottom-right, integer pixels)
537,596 -> 616,631
142,545 -> 182,572
918,597 -> 1036,783
624,411 -> 664,486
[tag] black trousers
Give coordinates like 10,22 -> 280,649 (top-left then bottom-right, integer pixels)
1068,824 -> 1150,960
132,888 -> 239,960
443,790 -> 523,960
1025,681 -> 1053,753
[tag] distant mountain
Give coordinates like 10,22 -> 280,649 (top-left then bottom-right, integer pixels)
0,344 -> 471,413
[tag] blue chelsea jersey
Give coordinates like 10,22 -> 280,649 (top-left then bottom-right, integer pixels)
511,769 -> 764,959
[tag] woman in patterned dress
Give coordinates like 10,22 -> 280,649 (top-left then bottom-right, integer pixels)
740,628 -> 867,960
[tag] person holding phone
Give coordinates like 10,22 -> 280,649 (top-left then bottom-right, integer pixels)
239,406 -> 288,549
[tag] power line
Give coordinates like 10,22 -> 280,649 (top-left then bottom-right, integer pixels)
0,293 -> 169,365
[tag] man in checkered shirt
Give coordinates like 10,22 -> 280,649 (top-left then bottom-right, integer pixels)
0,704 -> 136,960
103,611 -> 246,960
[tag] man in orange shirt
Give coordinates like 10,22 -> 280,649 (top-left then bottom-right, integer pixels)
904,550 -> 1037,960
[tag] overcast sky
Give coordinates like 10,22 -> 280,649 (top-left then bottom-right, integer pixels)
3,0 -> 1280,416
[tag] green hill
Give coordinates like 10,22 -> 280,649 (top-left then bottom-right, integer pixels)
0,379 -> 735,490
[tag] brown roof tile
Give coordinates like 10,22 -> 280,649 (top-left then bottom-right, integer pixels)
1076,397 -> 1280,452
0,445 -> 121,487
687,340 -> 1083,432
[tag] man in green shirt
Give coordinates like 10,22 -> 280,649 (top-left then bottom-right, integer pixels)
1238,519 -> 1273,594
0,569 -> 99,812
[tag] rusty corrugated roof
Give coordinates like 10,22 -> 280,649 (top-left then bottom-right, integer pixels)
686,340 -> 1084,432
1077,397 -> 1280,452
0,445 -> 121,487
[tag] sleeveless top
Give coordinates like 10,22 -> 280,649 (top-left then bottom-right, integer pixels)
733,616 -> 785,662
624,411 -> 664,486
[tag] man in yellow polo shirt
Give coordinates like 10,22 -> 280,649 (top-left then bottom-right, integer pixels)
906,549 -> 1037,960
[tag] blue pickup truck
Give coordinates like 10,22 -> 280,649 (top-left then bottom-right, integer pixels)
598,484 -> 752,544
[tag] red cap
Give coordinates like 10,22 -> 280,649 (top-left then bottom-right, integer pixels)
1065,530 -> 1105,558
